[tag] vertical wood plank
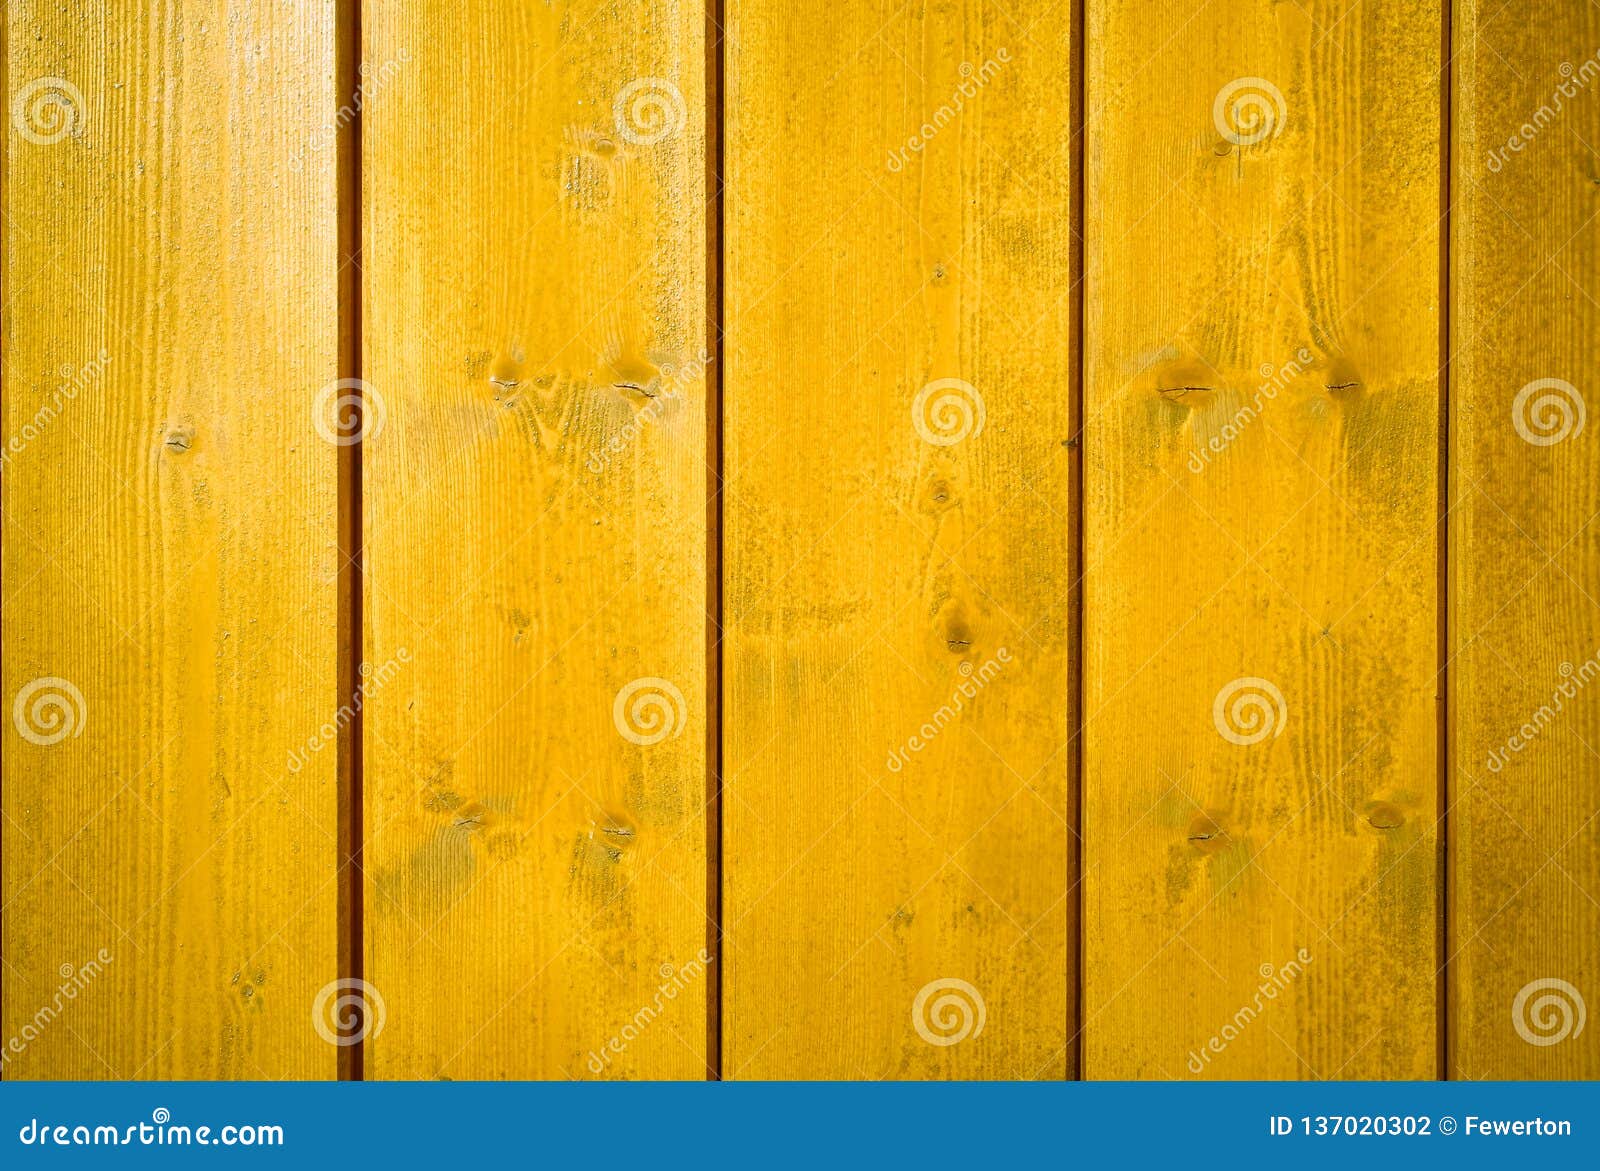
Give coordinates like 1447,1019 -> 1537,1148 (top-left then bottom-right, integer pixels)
1452,0 -> 1600,1078
361,0 -> 709,1078
1084,0 -> 1442,1077
723,1 -> 1076,1078
2,1 -> 341,1077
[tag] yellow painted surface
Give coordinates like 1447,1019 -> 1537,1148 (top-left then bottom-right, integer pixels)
722,1 -> 1075,1079
2,2 -> 341,1077
5,0 -> 1598,1086
1451,0 -> 1600,1079
360,1 -> 710,1078
1083,0 -> 1441,1078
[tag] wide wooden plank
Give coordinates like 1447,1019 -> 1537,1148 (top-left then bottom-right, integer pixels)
1084,0 -> 1442,1078
723,0 -> 1075,1078
361,0 -> 710,1078
2,1 -> 341,1077
1451,0 -> 1600,1079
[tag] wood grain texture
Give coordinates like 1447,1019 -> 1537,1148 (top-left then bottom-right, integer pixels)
1451,0 -> 1600,1079
723,0 -> 1075,1079
1084,0 -> 1441,1078
361,0 -> 709,1078
2,0 -> 341,1077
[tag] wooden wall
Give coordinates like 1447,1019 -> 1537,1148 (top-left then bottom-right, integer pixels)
3,0 -> 1595,1080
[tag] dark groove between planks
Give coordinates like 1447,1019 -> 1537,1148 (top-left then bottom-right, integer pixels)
1070,0 -> 1087,1083
1437,0 -> 1454,1085
706,0 -> 727,1082
335,0 -> 365,1083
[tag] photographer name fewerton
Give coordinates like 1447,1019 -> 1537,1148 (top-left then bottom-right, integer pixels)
1269,1114 -> 1574,1138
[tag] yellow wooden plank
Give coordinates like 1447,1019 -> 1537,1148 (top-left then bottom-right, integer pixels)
361,0 -> 709,1078
2,1 -> 341,1077
1451,0 -> 1600,1079
723,1 -> 1075,1078
1084,0 -> 1441,1078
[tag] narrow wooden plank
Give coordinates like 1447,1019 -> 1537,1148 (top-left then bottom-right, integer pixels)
1084,0 -> 1442,1078
361,0 -> 709,1078
3,1 -> 341,1077
723,1 -> 1075,1078
1452,0 -> 1600,1078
